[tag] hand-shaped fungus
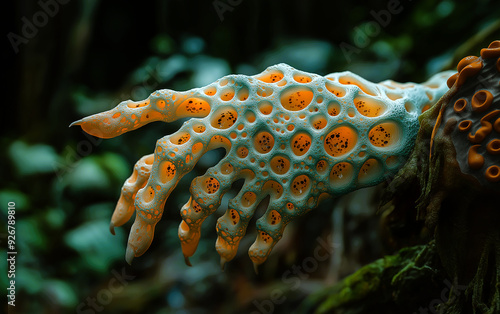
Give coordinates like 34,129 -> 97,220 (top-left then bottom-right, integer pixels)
71,64 -> 453,270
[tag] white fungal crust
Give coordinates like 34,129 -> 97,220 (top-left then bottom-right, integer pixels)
72,64 -> 453,269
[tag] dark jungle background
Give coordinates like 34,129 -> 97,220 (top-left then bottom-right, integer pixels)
3,0 -> 500,313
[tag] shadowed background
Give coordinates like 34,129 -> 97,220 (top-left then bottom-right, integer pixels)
3,0 -> 500,313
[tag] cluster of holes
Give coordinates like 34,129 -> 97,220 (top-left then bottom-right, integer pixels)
369,122 -> 400,148
448,69 -> 500,183
324,126 -> 357,157
280,87 -> 314,111
291,133 -> 312,156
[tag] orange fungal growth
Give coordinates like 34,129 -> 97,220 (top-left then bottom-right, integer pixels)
72,63 -> 453,269
437,40 -> 500,187
471,90 -> 493,112
454,99 -> 467,113
458,120 -> 472,132
485,165 -> 500,182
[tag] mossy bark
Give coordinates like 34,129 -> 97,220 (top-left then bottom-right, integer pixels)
300,85 -> 500,313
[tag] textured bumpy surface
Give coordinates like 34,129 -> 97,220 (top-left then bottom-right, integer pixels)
440,40 -> 500,185
71,64 -> 453,269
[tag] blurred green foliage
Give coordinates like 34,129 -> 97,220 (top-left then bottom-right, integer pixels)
4,0 -> 500,313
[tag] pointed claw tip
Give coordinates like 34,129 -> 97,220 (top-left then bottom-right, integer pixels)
184,256 -> 192,267
125,245 -> 135,265
109,222 -> 116,235
69,120 -> 82,128
253,262 -> 259,275
220,258 -> 227,271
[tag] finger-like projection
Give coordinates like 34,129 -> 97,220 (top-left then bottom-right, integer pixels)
71,64 -> 453,270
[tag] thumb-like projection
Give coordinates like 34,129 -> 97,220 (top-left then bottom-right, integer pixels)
71,64 -> 453,270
